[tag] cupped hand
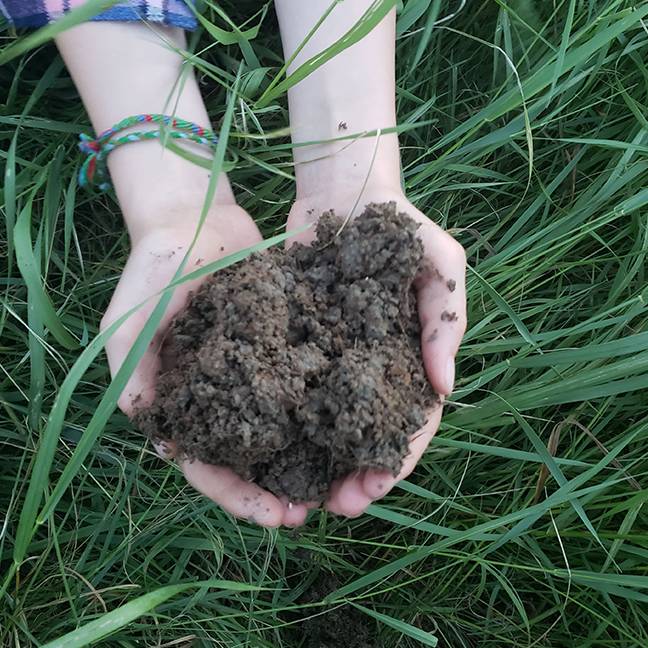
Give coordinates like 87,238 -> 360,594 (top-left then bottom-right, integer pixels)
284,188 -> 467,522
103,203 -> 289,527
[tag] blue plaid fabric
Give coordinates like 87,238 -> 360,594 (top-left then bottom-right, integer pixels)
0,1 -> 196,30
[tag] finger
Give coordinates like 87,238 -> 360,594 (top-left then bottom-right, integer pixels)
280,496 -> 319,527
180,459 -> 285,528
105,321 -> 160,415
362,406 -> 442,500
415,226 -> 467,396
325,472 -> 373,518
282,502 -> 310,527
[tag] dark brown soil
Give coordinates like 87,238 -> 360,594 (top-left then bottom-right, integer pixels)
298,603 -> 373,648
135,203 -> 438,502
289,570 -> 375,648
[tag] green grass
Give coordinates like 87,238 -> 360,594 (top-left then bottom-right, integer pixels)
1,0 -> 648,645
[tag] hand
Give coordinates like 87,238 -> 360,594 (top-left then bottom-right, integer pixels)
103,203 -> 293,527
284,187 -> 467,520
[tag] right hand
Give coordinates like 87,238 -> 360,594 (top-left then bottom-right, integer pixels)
103,203 -> 307,527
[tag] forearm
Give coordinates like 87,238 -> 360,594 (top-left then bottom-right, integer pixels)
55,22 -> 233,240
275,1 -> 401,199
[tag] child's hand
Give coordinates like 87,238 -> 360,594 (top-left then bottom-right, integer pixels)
285,188 -> 467,519
102,204 -> 289,527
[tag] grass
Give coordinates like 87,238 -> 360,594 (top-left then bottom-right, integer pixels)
1,0 -> 648,645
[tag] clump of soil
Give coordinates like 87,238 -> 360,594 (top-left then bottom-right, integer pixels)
135,203 -> 438,502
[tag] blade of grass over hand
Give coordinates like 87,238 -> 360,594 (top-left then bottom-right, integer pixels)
14,71 -> 243,561
31,80 -> 308,549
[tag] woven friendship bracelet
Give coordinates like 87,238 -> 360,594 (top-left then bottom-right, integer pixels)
78,114 -> 219,191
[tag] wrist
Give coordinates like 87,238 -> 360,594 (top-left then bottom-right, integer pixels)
118,163 -> 237,243
56,22 -> 230,238
294,131 -> 402,201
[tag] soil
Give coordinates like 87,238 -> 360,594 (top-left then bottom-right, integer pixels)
289,570 -> 374,648
298,603 -> 373,648
135,202 -> 439,502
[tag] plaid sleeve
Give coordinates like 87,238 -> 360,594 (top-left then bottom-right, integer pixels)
0,1 -> 197,30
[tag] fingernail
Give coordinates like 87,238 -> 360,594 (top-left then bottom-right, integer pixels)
445,358 -> 455,394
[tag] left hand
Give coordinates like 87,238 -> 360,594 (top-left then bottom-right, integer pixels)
284,187 -> 467,522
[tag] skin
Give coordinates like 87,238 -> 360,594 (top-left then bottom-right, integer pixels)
55,1 -> 467,528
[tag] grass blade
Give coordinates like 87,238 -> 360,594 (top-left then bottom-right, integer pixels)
14,187 -> 78,350
351,602 -> 438,646
3,133 -> 17,274
40,580 -> 259,648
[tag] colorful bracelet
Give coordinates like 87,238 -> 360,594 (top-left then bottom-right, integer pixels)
78,114 -> 219,191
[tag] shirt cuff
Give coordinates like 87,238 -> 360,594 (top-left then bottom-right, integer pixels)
1,1 -> 198,30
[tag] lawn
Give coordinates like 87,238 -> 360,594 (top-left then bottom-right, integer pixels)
1,0 -> 648,646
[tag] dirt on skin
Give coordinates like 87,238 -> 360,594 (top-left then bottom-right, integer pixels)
135,202 -> 439,502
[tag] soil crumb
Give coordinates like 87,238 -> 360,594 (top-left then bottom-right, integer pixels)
135,202 -> 438,502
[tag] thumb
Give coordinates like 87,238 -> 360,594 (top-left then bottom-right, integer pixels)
103,315 -> 161,416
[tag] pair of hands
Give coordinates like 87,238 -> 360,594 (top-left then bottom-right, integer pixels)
104,188 -> 466,527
